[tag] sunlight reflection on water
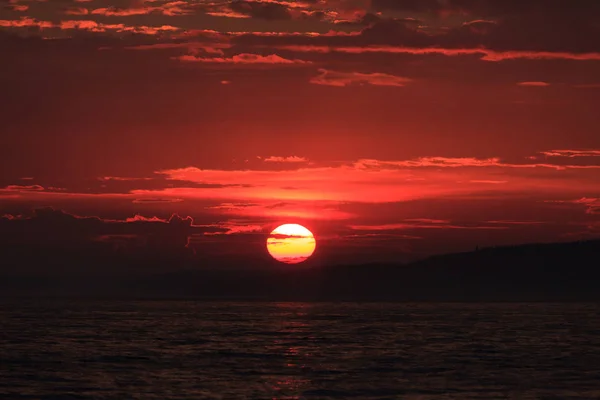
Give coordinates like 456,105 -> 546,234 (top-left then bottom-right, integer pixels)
1,301 -> 600,399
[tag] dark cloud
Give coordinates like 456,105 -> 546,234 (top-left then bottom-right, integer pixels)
366,0 -> 600,52
234,15 -> 600,53
2,0 -> 598,53
371,0 -> 441,14
0,208 -> 226,254
0,177 -> 255,198
229,1 -> 293,20
95,177 -> 254,194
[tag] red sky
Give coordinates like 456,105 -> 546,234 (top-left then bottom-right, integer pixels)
1,0 -> 599,265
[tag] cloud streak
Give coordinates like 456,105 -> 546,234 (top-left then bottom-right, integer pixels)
540,150 -> 600,158
173,53 -> 310,64
310,69 -> 412,87
262,156 -> 309,163
350,222 -> 509,231
117,152 -> 600,205
274,45 -> 600,62
4,151 -> 599,208
0,17 -> 178,34
518,81 -> 551,87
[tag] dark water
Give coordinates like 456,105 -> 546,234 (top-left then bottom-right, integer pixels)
1,301 -> 600,399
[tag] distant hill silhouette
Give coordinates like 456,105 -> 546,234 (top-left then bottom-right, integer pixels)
1,239 -> 599,301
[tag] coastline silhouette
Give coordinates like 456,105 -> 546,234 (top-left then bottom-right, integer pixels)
2,238 -> 598,301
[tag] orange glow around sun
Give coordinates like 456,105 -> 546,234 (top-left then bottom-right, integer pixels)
267,224 -> 316,264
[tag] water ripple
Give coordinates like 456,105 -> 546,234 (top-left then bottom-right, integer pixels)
1,301 -> 599,399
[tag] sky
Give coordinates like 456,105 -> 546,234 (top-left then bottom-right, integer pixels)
1,0 -> 599,267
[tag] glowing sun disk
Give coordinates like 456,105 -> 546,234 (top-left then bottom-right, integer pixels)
267,223 -> 316,264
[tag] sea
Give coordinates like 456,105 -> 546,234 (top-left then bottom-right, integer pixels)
1,301 -> 599,399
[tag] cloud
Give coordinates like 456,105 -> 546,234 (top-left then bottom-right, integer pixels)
0,17 -> 179,35
124,214 -> 169,223
350,221 -> 509,231
203,0 -> 345,22
268,233 -> 314,240
546,198 -> 600,215
205,200 -> 354,221
404,218 -> 451,224
225,12 -> 600,59
88,2 -> 192,17
468,180 -> 507,184
206,202 -> 259,210
371,0 -> 600,20
274,45 -> 600,62
0,208 -> 226,253
518,81 -> 550,87
354,156 -> 600,170
310,68 -> 412,87
486,220 -> 546,225
0,17 -> 54,29
2,0 -> 599,60
206,220 -> 264,235
572,198 -> 600,215
64,7 -> 89,15
540,150 -> 600,158
1,1 -> 599,263
229,0 -> 293,20
132,198 -> 184,204
99,176 -> 153,181
205,10 -> 252,19
5,4 -> 28,12
3,150 -> 599,208
124,42 -> 232,55
0,184 -> 70,197
262,156 -> 309,162
131,152 -> 600,205
173,53 -> 311,64
3,184 -> 44,191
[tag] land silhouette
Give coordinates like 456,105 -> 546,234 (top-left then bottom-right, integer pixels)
1,238 -> 598,301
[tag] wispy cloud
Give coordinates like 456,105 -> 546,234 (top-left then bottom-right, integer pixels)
3,185 -> 45,192
468,180 -> 508,184
518,81 -> 551,87
262,156 -> 309,163
0,17 -> 178,34
310,69 -> 412,87
136,153 -> 600,204
486,220 -> 546,225
206,201 -> 354,221
87,2 -> 192,17
350,221 -> 508,231
540,150 -> 600,158
124,42 -> 232,56
572,198 -> 600,215
274,45 -> 600,62
546,198 -> 600,215
173,53 -> 311,64
132,198 -> 184,204
354,156 -> 600,170
3,153 -> 600,215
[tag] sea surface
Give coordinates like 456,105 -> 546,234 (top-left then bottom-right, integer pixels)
1,301 -> 600,399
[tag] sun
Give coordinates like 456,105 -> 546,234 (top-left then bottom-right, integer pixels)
267,224 -> 316,264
